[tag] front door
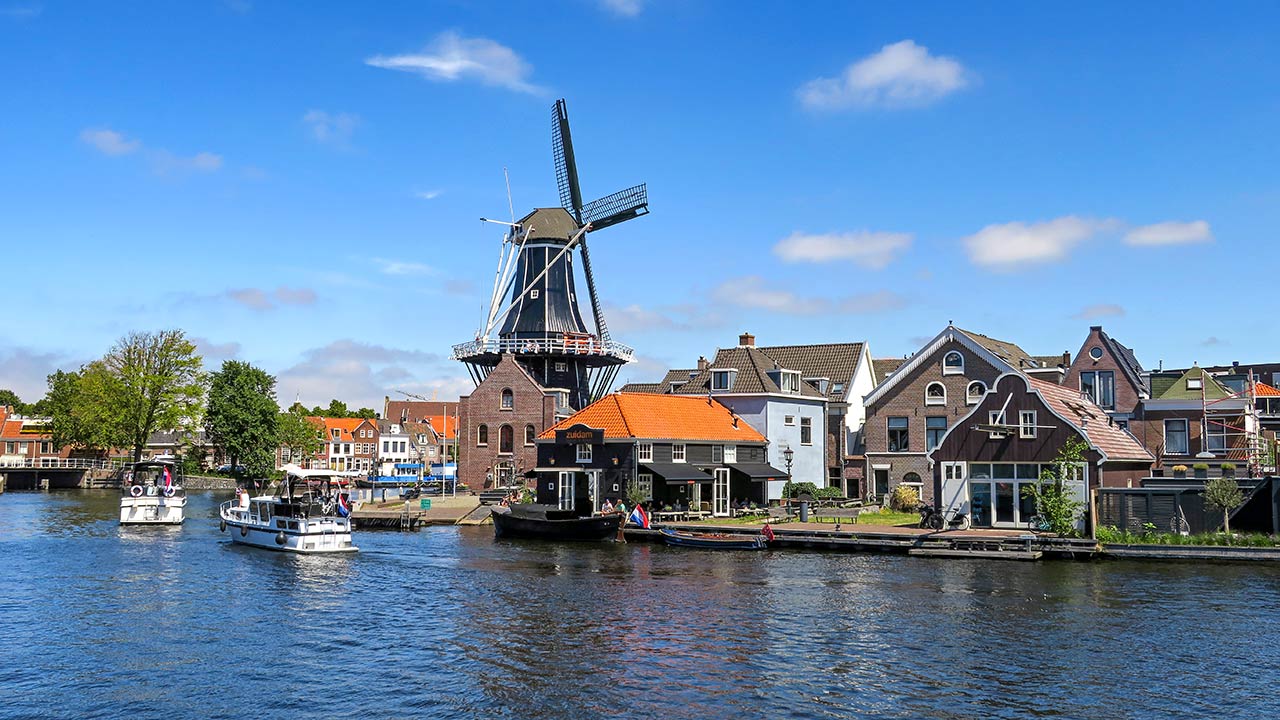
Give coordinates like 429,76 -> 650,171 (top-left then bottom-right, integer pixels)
713,468 -> 730,517
689,482 -> 703,514
587,470 -> 600,512
557,472 -> 575,511
873,469 -> 889,499
940,462 -> 967,514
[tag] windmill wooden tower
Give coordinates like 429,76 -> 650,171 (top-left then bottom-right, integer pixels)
452,99 -> 648,411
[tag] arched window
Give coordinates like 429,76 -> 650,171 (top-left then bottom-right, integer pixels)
902,472 -> 922,485
499,425 -> 514,454
925,382 -> 946,406
477,424 -> 489,446
500,388 -> 514,410
943,351 -> 964,375
967,381 -> 986,404
525,424 -> 536,446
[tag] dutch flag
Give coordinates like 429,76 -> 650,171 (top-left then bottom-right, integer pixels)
628,505 -> 650,529
336,493 -> 351,518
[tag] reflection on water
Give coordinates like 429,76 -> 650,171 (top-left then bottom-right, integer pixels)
2,490 -> 1280,719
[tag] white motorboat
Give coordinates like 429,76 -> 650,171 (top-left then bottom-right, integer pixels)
119,460 -> 186,525
218,464 -> 358,554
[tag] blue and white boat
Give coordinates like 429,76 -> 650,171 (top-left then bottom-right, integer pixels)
218,464 -> 358,554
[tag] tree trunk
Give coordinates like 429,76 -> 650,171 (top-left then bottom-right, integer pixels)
1223,508 -> 1231,537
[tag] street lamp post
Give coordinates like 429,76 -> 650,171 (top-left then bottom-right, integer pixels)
783,444 -> 794,502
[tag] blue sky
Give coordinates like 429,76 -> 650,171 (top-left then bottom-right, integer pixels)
3,1 -> 1279,409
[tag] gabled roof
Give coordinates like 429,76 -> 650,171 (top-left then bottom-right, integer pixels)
539,393 -> 767,443
317,417 -> 376,441
402,421 -> 439,444
1256,382 -> 1280,397
1153,365 -> 1231,400
873,357 -> 906,383
865,325 -> 1026,406
1027,376 -> 1153,462
753,342 -> 865,400
383,399 -> 459,424
377,419 -> 408,435
618,382 -> 663,394
670,346 -> 826,399
1095,328 -> 1148,395
956,328 -> 1040,370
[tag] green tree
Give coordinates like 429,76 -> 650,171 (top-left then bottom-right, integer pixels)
325,399 -> 350,418
1022,436 -> 1089,536
278,408 -> 322,468
353,407 -> 377,419
0,388 -> 24,413
91,330 -> 206,462
46,367 -> 122,452
1203,476 -> 1245,536
205,360 -> 279,478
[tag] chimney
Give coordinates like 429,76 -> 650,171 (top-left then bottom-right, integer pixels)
1062,351 -> 1071,367
738,332 -> 755,347
697,355 -> 709,371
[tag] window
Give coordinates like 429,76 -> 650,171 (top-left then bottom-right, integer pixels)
925,382 -> 946,406
281,448 -> 291,462
779,371 -> 801,393
638,442 -> 653,462
331,429 -> 340,440
1089,346 -> 1104,360
887,417 -> 908,452
672,444 -> 686,462
724,445 -> 737,463
501,388 -> 514,410
5,441 -> 14,454
1020,411 -> 1037,439
382,441 -> 390,453
1206,417 -> 1227,453
902,472 -> 923,494
712,445 -> 723,463
926,416 -> 948,451
477,424 -> 489,446
1080,371 -> 1115,409
638,473 -> 653,500
499,425 -> 514,454
530,289 -> 539,299
555,362 -> 568,373
711,370 -> 734,391
800,417 -> 813,445
988,411 -> 1008,439
557,392 -> 569,409
967,381 -> 986,404
41,441 -> 53,455
832,383 -> 845,395
943,351 -> 964,375
525,425 -> 536,446
1164,419 -> 1189,455
784,415 -> 796,426
576,443 -> 593,463
1187,377 -> 1203,390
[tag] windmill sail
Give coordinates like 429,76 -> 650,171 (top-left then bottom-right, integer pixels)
552,99 -> 584,220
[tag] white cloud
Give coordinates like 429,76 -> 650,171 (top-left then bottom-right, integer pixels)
365,31 -> 544,95
303,110 -> 360,146
155,150 -> 223,173
80,128 -> 141,156
1124,220 -> 1213,246
0,345 -> 70,402
798,40 -> 971,111
276,339 -> 454,410
1072,304 -> 1125,320
374,258 -> 435,276
191,337 -> 242,367
226,286 -> 317,311
600,0 -> 643,17
415,189 -> 443,200
1201,336 -> 1225,347
713,276 -> 906,316
773,230 -> 912,269
963,216 -> 1120,270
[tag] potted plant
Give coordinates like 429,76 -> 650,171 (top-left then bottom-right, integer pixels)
1193,463 -> 1210,479
1220,462 -> 1236,479
1171,464 -> 1188,479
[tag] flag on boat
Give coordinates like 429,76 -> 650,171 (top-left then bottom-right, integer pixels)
761,524 -> 775,542
336,492 -> 351,518
628,505 -> 649,529
163,466 -> 173,490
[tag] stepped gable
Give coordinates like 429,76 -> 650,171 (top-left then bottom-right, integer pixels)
540,392 -> 766,443
1027,376 -> 1152,461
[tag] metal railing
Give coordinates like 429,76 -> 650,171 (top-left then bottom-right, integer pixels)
451,335 -> 634,362
0,457 -> 115,470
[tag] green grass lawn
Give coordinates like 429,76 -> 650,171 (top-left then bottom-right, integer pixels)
852,509 -> 920,527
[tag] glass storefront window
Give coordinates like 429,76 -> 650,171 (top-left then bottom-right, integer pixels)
1017,464 -> 1040,480
970,484 -> 991,526
995,482 -> 1015,524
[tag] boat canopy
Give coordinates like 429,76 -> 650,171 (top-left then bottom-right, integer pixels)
279,463 -> 362,479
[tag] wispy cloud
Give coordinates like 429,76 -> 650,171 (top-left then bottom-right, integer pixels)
963,216 -> 1121,271
374,258 -> 434,276
713,276 -> 906,316
600,0 -> 643,17
0,4 -> 41,19
773,230 -> 912,269
80,128 -> 141,156
151,149 -> 223,174
1072,303 -> 1126,321
1201,336 -> 1225,347
303,110 -> 360,147
1124,220 -> 1213,246
366,31 -> 545,95
190,337 -> 242,366
226,286 -> 317,311
276,339 -> 452,409
0,344 -> 71,402
799,40 -> 972,111
415,189 -> 443,200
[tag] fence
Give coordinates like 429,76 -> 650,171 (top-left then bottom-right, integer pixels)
0,457 -> 115,470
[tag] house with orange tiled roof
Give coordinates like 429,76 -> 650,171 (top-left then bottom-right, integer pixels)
928,372 -> 1153,532
318,417 -> 378,473
533,393 -> 783,516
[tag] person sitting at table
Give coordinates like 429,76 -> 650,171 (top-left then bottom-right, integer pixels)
601,498 -> 614,514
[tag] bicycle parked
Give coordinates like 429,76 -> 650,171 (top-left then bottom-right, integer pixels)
1025,514 -> 1051,532
918,503 -> 971,531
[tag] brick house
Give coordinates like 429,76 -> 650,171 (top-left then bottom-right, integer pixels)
1063,325 -> 1148,429
862,325 -> 1045,504
535,393 -> 777,516
929,372 -> 1153,529
1133,365 -> 1258,475
382,397 -> 459,463
458,354 -> 572,491
0,409 -> 70,464
320,418 -> 379,473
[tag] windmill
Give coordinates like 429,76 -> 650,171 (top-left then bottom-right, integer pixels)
452,99 -> 649,411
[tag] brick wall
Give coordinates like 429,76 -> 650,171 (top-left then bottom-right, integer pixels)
1064,327 -> 1142,416
458,355 -> 559,490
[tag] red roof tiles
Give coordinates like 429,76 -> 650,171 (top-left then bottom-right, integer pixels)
540,393 -> 766,443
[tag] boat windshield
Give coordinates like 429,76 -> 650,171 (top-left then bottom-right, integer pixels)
124,463 -> 177,489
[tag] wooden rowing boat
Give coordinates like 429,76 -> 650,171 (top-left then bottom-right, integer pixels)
659,528 -> 767,550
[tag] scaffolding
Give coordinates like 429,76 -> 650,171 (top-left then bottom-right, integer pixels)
1201,369 -> 1273,475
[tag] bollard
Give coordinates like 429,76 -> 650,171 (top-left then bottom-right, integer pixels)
799,501 -> 809,523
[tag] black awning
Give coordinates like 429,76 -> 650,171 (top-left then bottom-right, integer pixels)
729,463 -> 788,482
642,462 -> 714,484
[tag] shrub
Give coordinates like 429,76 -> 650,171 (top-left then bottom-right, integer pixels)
1204,476 -> 1245,535
1193,463 -> 1210,471
814,486 -> 843,500
890,484 -> 920,511
784,481 -> 820,499
1171,464 -> 1188,474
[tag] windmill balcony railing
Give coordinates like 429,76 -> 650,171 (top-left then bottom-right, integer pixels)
451,335 -> 634,362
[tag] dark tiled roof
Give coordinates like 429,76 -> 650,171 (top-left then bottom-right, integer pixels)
619,382 -> 662,394
1099,330 -> 1148,394
873,357 -> 906,382
957,327 -> 1039,369
672,346 -> 826,399
754,342 -> 864,400
1032,355 -> 1067,368
402,421 -> 439,444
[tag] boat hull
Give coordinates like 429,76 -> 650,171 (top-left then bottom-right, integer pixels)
219,504 -> 358,554
659,528 -> 766,550
120,495 -> 186,525
491,507 -> 623,541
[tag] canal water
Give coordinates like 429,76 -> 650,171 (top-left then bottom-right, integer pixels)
2,490 -> 1278,719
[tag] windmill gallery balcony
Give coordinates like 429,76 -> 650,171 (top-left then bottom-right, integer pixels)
451,334 -> 634,364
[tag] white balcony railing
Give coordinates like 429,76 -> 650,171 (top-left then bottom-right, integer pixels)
0,457 -> 115,470
452,335 -> 634,362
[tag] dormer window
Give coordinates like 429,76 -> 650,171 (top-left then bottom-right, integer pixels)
711,369 -> 737,392
1187,377 -> 1203,390
925,382 -> 946,406
774,370 -> 801,394
943,351 -> 964,375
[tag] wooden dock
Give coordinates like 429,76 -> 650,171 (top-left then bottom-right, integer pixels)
351,498 -> 482,531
